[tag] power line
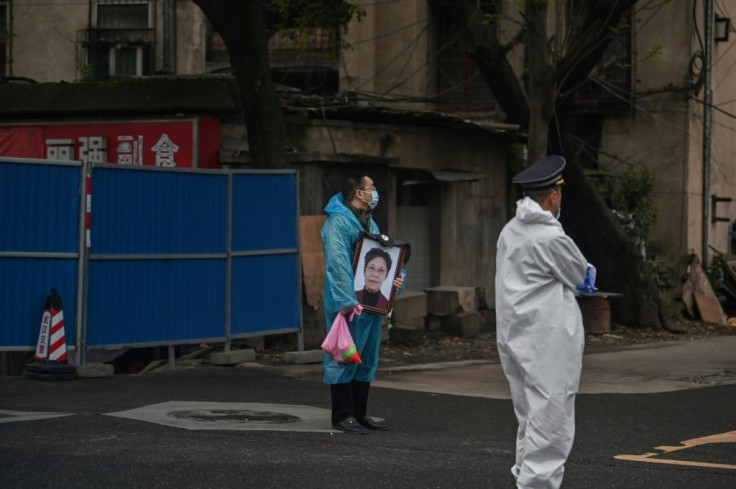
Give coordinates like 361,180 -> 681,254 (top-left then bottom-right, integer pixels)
348,20 -> 430,92
380,20 -> 431,96
350,18 -> 428,46
380,19 -> 475,99
346,9 -> 480,102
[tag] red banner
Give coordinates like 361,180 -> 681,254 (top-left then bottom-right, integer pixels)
0,118 -> 221,168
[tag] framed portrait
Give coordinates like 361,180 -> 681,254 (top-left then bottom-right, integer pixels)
352,234 -> 408,316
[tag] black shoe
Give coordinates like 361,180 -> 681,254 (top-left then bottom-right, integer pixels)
332,416 -> 369,434
357,416 -> 388,431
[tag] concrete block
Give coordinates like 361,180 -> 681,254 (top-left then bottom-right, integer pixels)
479,308 -> 497,332
285,349 -> 324,365
425,286 -> 477,315
440,312 -> 483,339
208,348 -> 256,366
392,291 -> 427,323
475,287 -> 490,310
389,323 -> 424,347
381,321 -> 390,343
426,315 -> 443,333
392,314 -> 424,329
76,363 -> 114,378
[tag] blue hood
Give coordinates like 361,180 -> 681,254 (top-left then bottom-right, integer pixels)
324,193 -> 362,225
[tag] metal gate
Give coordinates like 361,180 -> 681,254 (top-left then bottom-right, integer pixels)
0,157 -> 302,363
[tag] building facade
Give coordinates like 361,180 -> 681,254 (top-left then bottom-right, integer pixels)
595,2 -> 736,265
1,0 -> 207,82
4,1 -> 733,313
339,1 -> 736,268
0,1 -> 518,330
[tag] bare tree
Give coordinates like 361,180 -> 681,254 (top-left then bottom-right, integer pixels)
193,1 -> 286,168
462,0 -> 672,329
191,1 -> 361,169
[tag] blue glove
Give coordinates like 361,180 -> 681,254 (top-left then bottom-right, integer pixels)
576,265 -> 596,293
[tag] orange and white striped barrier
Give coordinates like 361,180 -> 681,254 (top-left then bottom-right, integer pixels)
26,288 -> 77,381
34,307 -> 68,363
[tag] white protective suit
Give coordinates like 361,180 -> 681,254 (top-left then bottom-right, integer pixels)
495,197 -> 594,489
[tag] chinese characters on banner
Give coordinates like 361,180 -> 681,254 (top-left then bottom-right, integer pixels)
47,134 -> 178,166
0,118 -> 221,169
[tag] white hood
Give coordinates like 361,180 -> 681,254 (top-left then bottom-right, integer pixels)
515,196 -> 558,226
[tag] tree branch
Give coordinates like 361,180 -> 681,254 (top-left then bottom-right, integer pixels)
554,0 -> 637,95
461,0 -> 530,125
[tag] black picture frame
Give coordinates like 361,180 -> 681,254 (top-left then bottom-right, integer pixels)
352,235 -> 407,316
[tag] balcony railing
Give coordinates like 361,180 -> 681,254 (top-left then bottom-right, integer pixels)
79,28 -> 154,46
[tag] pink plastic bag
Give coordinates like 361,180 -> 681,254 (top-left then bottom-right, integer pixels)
321,305 -> 363,364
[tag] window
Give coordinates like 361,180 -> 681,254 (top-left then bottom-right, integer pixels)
430,1 -> 496,111
85,1 -> 153,79
569,1 -> 633,115
111,45 -> 144,75
97,3 -> 150,29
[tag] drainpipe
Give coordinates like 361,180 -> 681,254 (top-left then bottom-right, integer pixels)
162,0 -> 177,73
702,0 -> 713,265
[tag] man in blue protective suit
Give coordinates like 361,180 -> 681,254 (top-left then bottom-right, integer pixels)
321,175 -> 405,434
495,155 -> 595,488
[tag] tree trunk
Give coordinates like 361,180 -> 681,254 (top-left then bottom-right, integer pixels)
469,46 -> 529,126
525,1 -> 554,162
463,0 -> 669,327
526,90 -> 553,163
556,137 -> 670,329
460,0 -> 529,126
193,0 -> 287,168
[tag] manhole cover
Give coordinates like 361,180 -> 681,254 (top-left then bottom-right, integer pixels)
105,402 -> 334,432
169,409 -> 300,424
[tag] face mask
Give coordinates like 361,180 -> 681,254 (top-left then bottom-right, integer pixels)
369,190 -> 379,209
361,189 -> 379,209
555,207 -> 561,220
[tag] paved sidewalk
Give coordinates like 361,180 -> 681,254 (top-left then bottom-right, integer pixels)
369,335 -> 736,398
250,335 -> 736,399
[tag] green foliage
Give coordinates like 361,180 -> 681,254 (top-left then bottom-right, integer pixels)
274,0 -> 364,52
80,64 -> 95,82
483,13 -> 503,26
640,42 -> 664,63
610,166 -> 658,253
646,254 -> 682,291
706,250 -> 727,288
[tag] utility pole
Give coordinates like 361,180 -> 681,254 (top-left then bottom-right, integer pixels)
702,0 -> 713,266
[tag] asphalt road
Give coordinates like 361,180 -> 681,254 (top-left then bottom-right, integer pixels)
1,338 -> 735,489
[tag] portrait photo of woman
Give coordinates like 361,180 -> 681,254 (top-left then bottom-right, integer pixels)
352,236 -> 406,315
356,247 -> 392,309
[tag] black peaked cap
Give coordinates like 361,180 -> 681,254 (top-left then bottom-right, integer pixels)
512,155 -> 566,190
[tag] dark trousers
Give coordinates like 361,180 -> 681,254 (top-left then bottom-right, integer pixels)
330,380 -> 370,424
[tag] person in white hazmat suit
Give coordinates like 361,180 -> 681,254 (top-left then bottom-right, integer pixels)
495,155 -> 595,489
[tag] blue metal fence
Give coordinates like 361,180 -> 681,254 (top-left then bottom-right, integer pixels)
85,166 -> 229,348
0,158 -> 81,350
0,158 -> 302,360
229,174 -> 301,337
